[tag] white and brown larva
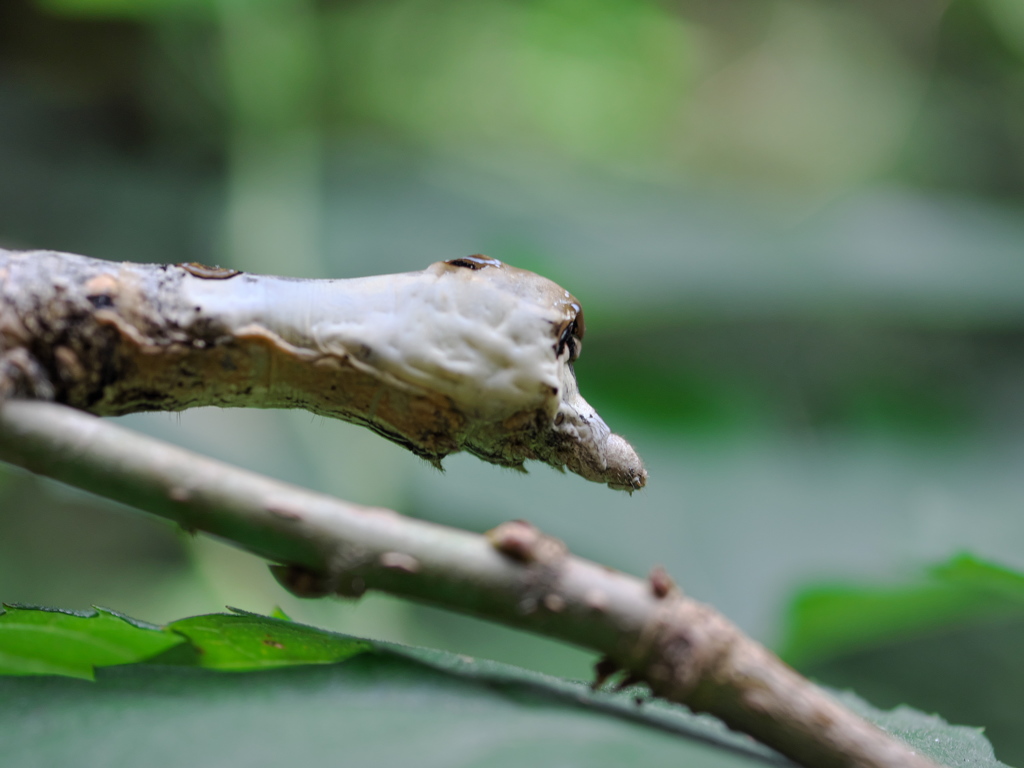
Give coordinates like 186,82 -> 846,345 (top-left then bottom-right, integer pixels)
0,249 -> 646,491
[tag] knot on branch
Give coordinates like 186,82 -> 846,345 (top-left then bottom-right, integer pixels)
648,565 -> 678,599
629,595 -> 740,705
269,539 -> 373,600
485,519 -> 567,564
486,519 -> 571,616
269,564 -> 337,598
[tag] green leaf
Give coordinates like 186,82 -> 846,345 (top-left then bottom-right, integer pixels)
0,605 -> 184,680
165,612 -> 372,671
0,658 -> 772,768
781,554 -> 1024,766
379,641 -> 785,764
0,605 -> 1008,766
932,553 -> 1024,600
34,0 -> 215,18
837,691 -> 1006,768
0,637 -> 1008,768
269,605 -> 293,621
781,553 -> 1024,665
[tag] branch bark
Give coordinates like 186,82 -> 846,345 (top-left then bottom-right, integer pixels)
0,400 -> 938,768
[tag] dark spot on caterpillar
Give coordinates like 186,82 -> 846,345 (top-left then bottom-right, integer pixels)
88,294 -> 115,309
179,262 -> 242,280
572,306 -> 585,339
555,309 -> 585,362
446,255 -> 503,270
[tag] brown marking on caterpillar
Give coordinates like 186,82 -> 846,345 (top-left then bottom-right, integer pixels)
53,346 -> 86,385
179,262 -> 242,280
444,255 -> 503,270
83,274 -> 120,302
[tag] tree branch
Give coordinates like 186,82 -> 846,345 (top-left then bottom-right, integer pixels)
0,400 -> 938,768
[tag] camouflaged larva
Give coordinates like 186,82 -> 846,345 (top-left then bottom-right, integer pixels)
0,249 -> 646,491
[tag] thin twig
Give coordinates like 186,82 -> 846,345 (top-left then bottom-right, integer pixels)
0,400 -> 938,768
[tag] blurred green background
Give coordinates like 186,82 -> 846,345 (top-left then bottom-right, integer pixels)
2,0 -> 1024,762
